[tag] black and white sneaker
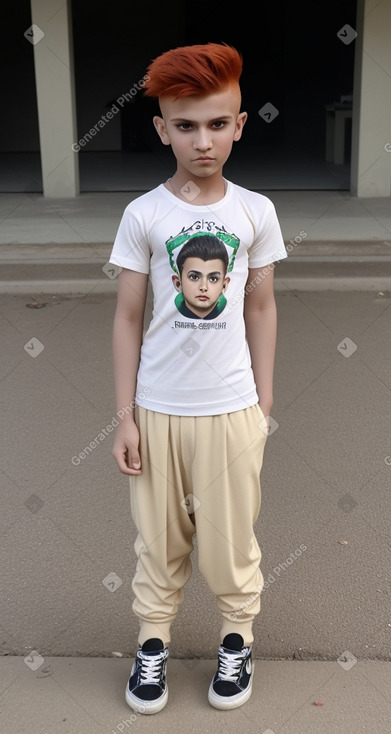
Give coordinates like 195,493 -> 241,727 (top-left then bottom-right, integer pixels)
125,638 -> 169,714
208,633 -> 253,710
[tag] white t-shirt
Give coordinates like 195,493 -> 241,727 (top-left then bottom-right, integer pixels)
109,179 -> 287,416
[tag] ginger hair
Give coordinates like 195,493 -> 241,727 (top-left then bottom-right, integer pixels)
143,43 -> 243,99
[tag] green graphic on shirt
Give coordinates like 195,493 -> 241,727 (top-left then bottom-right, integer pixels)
166,223 -> 239,321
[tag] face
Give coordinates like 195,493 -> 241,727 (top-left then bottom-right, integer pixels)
153,87 -> 247,180
172,257 -> 230,317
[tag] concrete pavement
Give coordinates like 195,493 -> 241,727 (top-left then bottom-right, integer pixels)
1,657 -> 391,734
1,190 -> 391,733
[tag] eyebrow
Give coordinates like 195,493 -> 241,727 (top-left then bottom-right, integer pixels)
170,115 -> 234,123
187,269 -> 223,276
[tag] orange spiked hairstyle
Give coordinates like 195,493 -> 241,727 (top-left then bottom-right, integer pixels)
143,43 -> 243,99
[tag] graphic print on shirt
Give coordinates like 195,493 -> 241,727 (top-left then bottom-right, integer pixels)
166,220 -> 240,320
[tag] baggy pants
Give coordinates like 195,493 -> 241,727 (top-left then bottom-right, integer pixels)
129,404 -> 267,647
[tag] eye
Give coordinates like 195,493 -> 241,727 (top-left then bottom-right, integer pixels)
212,121 -> 225,129
176,123 -> 193,131
188,272 -> 199,281
209,275 -> 220,283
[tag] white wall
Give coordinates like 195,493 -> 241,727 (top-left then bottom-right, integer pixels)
31,0 -> 79,197
351,0 -> 391,196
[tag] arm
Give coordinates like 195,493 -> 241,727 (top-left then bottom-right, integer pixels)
244,266 -> 277,421
112,268 -> 149,475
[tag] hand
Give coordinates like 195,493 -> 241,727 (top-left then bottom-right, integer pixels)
112,421 -> 142,475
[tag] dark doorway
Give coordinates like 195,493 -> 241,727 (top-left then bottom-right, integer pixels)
71,0 -> 357,191
0,0 -> 357,193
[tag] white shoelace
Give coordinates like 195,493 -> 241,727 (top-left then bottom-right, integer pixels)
139,650 -> 167,685
217,649 -> 246,682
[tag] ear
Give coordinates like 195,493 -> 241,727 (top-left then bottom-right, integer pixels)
222,276 -> 231,291
153,116 -> 171,146
172,274 -> 181,292
233,111 -> 248,142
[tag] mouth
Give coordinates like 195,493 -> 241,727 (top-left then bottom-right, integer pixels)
197,296 -> 209,301
194,157 -> 214,161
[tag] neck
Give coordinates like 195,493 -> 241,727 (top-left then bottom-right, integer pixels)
165,172 -> 226,205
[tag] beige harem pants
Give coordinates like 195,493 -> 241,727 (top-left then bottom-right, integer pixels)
129,404 -> 267,648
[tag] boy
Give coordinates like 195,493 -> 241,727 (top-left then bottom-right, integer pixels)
110,42 -> 287,714
171,234 -> 231,319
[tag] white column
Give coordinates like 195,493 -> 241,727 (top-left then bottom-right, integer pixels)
351,0 -> 391,197
30,0 -> 79,197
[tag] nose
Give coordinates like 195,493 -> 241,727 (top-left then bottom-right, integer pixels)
194,127 -> 212,151
199,277 -> 208,291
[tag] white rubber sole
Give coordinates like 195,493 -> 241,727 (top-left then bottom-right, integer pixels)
125,685 -> 168,715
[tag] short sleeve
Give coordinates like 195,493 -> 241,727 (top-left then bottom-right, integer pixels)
109,206 -> 151,274
248,197 -> 287,269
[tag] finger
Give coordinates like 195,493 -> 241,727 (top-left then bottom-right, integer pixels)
113,449 -> 142,476
123,465 -> 142,476
125,443 -> 141,470
127,446 -> 141,471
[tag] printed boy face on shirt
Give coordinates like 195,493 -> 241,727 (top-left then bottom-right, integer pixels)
171,234 -> 231,319
172,257 -> 230,318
